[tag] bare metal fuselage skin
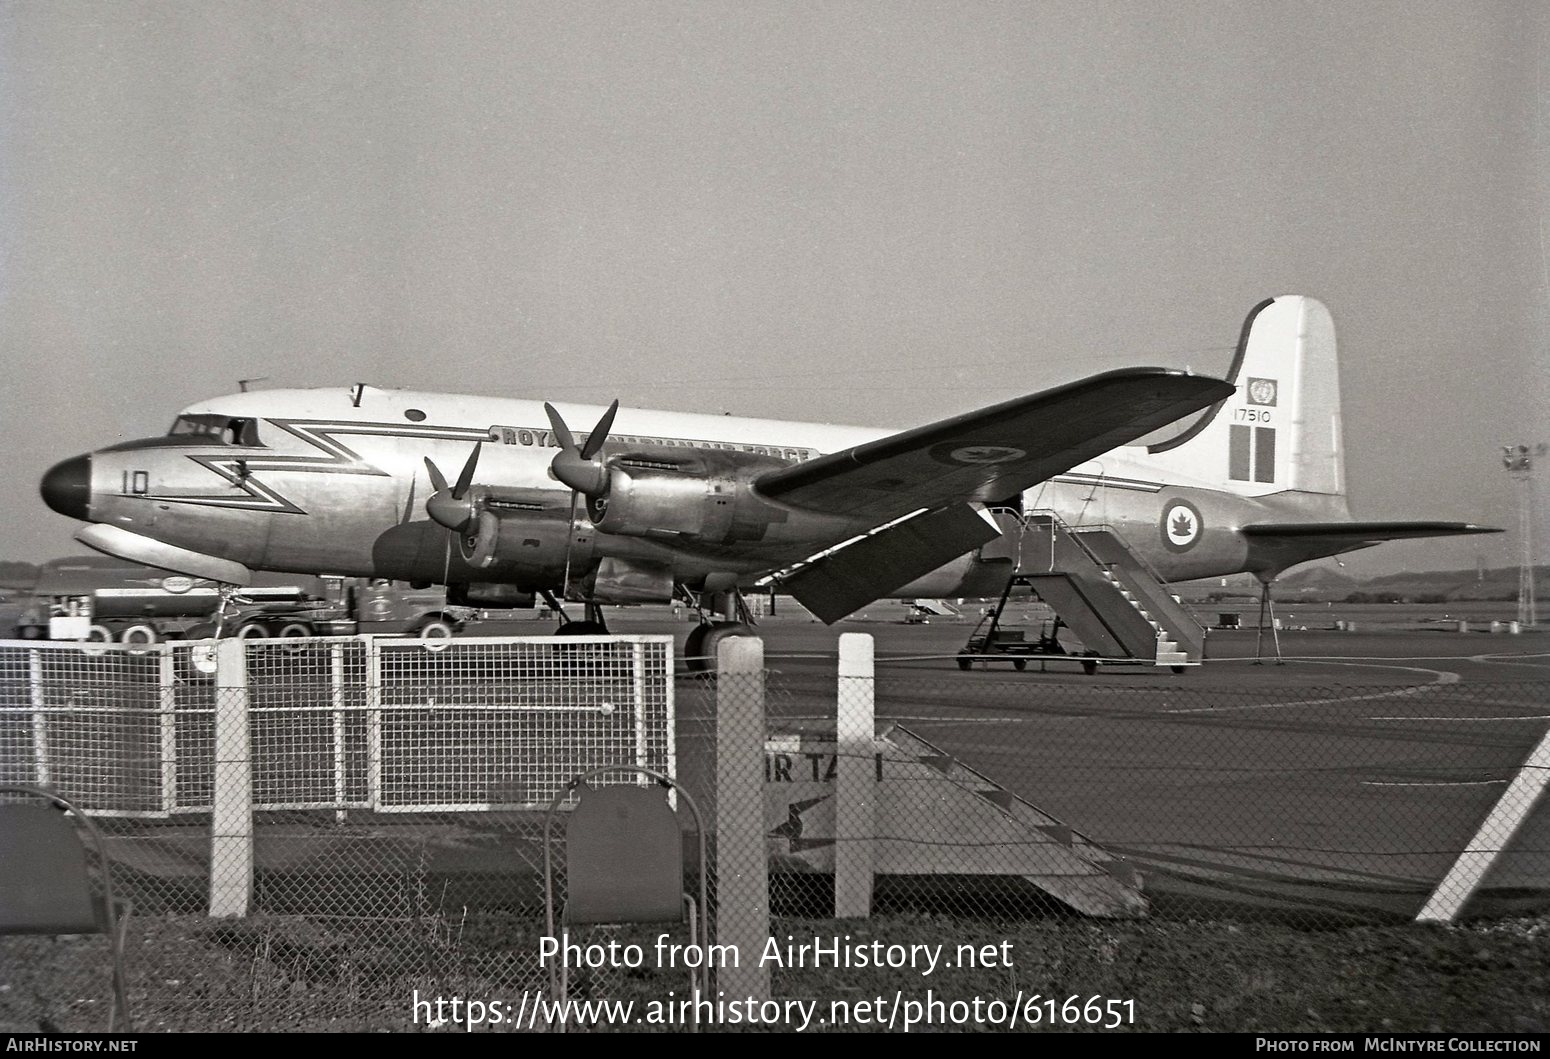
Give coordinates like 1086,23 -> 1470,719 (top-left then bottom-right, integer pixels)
52,386 -> 1350,600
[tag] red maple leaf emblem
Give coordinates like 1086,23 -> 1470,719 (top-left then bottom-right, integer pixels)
1171,511 -> 1195,538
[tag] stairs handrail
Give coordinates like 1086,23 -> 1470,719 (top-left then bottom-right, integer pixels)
1019,506 -> 1185,596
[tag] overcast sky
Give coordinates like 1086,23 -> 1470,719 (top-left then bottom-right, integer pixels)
2,1 -> 1545,577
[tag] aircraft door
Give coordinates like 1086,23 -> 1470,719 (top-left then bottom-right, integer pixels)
1074,461 -> 1107,527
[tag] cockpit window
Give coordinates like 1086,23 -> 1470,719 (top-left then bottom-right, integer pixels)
168,415 -> 261,446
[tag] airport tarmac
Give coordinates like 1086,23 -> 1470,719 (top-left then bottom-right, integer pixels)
618,608 -> 1550,922
579,603 -> 1550,687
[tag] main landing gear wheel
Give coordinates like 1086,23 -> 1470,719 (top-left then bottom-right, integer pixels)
553,620 -> 608,636
683,621 -> 756,674
683,623 -> 709,668
550,619 -> 612,670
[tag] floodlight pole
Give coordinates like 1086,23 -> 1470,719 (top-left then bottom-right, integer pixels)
1502,444 -> 1542,628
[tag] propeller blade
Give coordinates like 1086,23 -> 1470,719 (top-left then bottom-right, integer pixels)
543,403 -> 575,452
452,443 -> 481,500
580,400 -> 619,460
399,473 -> 418,525
470,509 -> 500,569
423,457 -> 448,495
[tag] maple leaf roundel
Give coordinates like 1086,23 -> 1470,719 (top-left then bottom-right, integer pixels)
1160,498 -> 1204,552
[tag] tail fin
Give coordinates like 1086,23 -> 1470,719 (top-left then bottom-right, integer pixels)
1143,295 -> 1345,498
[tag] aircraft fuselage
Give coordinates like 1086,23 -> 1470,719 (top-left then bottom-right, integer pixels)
44,385 -> 1349,601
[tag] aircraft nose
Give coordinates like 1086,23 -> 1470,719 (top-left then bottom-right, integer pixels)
41,455 -> 92,521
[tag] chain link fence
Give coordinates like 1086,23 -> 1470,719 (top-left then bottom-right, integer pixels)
750,674 -> 1550,928
2,634 -> 1547,1031
1,636 -> 685,1031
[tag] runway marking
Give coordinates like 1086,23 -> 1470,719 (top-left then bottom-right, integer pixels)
1164,680 -> 1459,714
1214,654 -> 1468,661
1293,660 -> 1461,683
878,715 -> 1037,724
1361,779 -> 1506,788
1368,715 -> 1550,722
1468,652 -> 1550,671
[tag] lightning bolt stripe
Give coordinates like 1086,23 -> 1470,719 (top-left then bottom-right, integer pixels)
148,419 -> 494,514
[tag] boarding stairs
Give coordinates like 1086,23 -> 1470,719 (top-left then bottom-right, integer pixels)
980,510 -> 1205,670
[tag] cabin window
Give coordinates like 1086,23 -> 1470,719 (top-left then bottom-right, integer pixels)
404,408 -> 427,422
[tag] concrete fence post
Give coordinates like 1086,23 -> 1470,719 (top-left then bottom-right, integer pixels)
715,635 -> 769,1001
835,633 -> 876,918
209,638 -> 253,917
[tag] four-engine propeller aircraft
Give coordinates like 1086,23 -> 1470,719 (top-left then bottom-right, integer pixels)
39,295 -> 1496,665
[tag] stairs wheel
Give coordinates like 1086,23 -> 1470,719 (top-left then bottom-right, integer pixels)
1012,659 -> 1027,671
956,654 -> 972,671
1081,659 -> 1098,676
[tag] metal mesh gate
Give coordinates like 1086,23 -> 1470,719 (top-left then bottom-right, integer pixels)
0,635 -> 678,1031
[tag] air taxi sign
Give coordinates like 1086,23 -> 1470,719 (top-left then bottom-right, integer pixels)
761,729 -> 1148,917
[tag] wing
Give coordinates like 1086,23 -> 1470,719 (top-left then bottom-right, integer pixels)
754,368 -> 1236,522
1241,521 -> 1502,577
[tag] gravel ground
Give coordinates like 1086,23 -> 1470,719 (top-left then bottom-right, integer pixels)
4,913 -> 1547,1033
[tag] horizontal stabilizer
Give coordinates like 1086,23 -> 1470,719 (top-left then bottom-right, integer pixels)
1241,521 -> 1501,545
783,505 -> 1002,624
1239,521 -> 1501,580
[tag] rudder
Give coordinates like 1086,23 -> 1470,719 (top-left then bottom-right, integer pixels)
1144,295 -> 1345,498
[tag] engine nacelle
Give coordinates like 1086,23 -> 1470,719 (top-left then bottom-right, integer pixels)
588,453 -> 790,544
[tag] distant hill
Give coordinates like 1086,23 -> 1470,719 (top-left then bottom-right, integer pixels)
1277,566 -> 1362,590
1174,564 -> 1544,603
1354,566 -> 1543,603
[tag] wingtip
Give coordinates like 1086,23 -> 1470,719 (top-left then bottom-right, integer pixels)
1075,365 -> 1233,388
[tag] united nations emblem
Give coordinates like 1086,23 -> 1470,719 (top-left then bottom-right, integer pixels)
1160,499 -> 1203,552
1247,378 -> 1278,406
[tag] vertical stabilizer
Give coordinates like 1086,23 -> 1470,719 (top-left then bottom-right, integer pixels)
1144,296 -> 1345,498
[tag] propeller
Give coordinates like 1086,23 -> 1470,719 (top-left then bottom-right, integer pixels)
543,400 -> 620,596
424,444 -> 500,569
545,399 -> 618,497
